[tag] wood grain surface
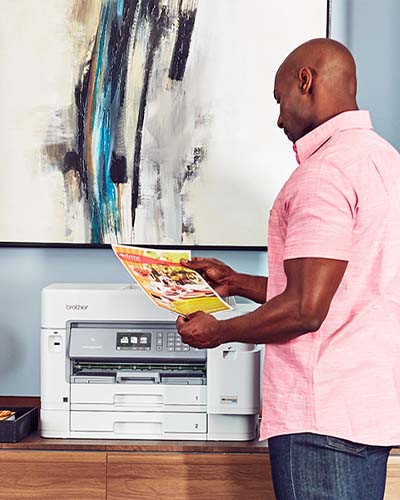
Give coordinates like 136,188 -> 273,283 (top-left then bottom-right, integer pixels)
1,397 -> 400,499
0,450 -> 106,500
107,452 -> 274,500
385,456 -> 400,500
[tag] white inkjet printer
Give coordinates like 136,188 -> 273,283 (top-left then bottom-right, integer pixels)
40,284 -> 261,441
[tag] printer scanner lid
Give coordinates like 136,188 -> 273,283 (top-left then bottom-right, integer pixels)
41,283 -> 174,328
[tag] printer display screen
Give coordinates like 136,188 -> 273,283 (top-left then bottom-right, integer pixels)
116,332 -> 151,350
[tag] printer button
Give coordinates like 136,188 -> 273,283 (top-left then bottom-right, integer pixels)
156,339 -> 163,346
167,347 -> 174,352
183,346 -> 190,352
175,346 -> 182,352
156,346 -> 163,351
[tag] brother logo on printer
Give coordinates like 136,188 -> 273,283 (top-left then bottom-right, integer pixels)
65,304 -> 88,310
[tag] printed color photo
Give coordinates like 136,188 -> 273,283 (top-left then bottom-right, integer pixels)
112,244 -> 231,315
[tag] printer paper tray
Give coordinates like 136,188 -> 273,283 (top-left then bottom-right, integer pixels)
71,383 -> 206,408
71,403 -> 206,412
70,410 -> 207,436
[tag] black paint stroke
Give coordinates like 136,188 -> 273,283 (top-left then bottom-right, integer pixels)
131,1 -> 198,229
72,59 -> 91,200
108,1 -> 139,110
131,1 -> 169,226
110,152 -> 128,183
182,146 -> 204,184
168,1 -> 197,81
180,146 -> 205,239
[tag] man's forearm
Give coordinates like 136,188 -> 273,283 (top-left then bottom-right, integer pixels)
219,289 -> 319,344
231,274 -> 268,304
179,258 -> 347,348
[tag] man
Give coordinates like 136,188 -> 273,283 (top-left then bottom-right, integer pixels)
176,38 -> 400,500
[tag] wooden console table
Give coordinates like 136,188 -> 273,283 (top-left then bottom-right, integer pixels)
1,397 -> 399,500
0,432 -> 273,500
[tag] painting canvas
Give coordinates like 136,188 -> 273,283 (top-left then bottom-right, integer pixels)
0,0 -> 328,247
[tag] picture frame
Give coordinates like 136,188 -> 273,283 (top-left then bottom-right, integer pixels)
0,0 -> 330,249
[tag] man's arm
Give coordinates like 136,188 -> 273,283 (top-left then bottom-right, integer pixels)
177,257 -> 347,347
181,257 -> 267,304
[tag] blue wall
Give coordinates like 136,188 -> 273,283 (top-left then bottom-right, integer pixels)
1,0 -> 399,396
341,0 -> 400,149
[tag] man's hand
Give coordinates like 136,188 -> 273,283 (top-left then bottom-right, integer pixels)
176,312 -> 227,349
181,257 -> 268,304
180,257 -> 238,297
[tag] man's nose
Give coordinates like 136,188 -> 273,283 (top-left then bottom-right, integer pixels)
277,114 -> 284,129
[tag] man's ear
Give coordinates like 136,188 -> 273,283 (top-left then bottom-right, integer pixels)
298,67 -> 313,94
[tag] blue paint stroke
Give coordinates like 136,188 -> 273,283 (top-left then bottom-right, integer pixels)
86,0 -> 135,243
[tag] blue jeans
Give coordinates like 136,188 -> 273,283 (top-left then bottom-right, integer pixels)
268,433 -> 391,500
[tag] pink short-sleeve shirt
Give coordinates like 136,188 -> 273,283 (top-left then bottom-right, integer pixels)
260,111 -> 400,445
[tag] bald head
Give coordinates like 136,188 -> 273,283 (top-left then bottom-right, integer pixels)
279,38 -> 357,100
274,38 -> 358,143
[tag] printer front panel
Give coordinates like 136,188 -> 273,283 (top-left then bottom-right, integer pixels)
41,314 -> 261,440
68,321 -> 207,363
66,321 -> 209,439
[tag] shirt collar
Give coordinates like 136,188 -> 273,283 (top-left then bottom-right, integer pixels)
293,110 -> 373,164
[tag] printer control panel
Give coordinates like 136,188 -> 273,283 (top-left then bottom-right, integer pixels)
117,331 -> 152,350
68,321 -> 206,361
116,329 -> 192,353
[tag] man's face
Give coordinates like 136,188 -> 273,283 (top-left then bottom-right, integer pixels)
274,66 -> 311,143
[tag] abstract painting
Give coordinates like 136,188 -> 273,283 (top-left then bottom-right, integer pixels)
0,0 -> 327,246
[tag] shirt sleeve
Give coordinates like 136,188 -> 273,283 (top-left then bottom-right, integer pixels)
283,159 -> 357,261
